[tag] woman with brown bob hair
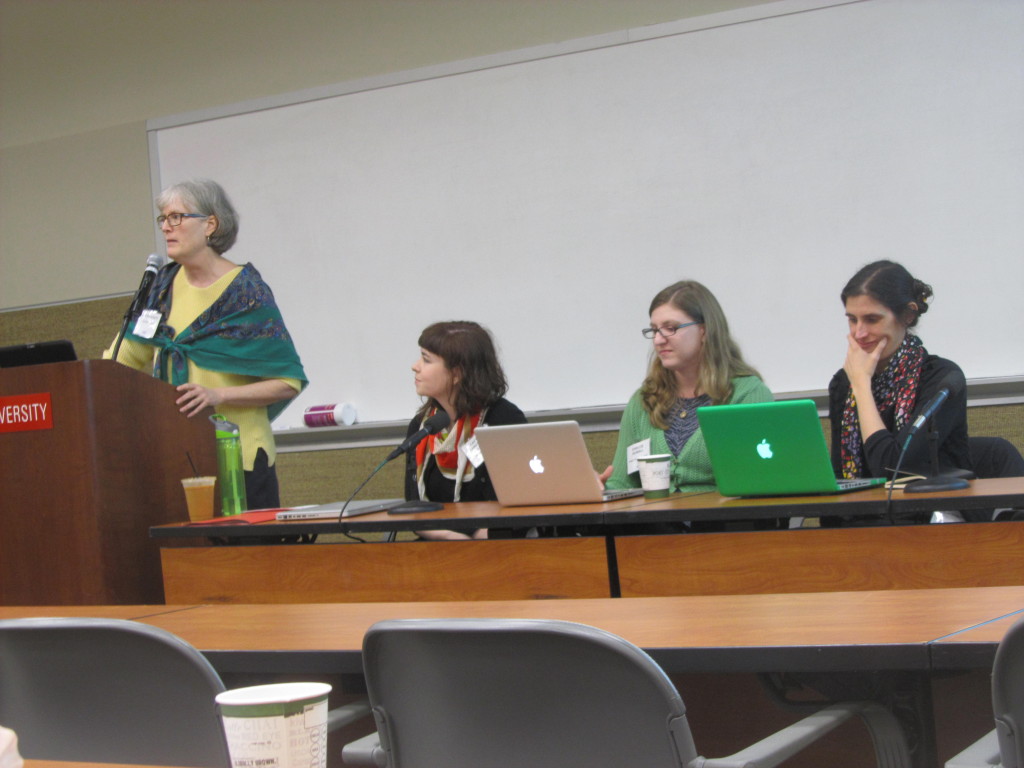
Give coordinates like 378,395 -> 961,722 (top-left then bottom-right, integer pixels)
405,321 -> 526,539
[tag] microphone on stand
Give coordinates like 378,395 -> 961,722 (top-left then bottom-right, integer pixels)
111,253 -> 169,361
126,253 -> 168,320
337,411 -> 452,522
904,387 -> 951,446
386,411 -> 452,462
883,379 -> 970,521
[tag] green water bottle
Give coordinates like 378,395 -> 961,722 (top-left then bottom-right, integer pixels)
210,414 -> 247,515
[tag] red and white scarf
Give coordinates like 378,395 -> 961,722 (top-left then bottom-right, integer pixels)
414,408 -> 487,501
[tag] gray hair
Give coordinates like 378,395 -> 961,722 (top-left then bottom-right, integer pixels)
156,178 -> 239,255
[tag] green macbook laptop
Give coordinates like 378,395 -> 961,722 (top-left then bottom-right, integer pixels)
697,399 -> 887,497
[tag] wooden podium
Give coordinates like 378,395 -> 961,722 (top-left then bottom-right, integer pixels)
0,360 -> 218,605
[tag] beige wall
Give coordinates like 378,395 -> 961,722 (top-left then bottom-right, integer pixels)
0,0 -> 774,309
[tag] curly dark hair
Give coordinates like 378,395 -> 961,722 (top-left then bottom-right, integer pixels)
841,260 -> 932,328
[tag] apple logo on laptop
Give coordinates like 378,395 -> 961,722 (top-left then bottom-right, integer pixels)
529,455 -> 545,474
756,439 -> 773,459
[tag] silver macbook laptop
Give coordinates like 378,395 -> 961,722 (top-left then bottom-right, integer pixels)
697,400 -> 886,497
275,498 -> 403,521
474,421 -> 643,506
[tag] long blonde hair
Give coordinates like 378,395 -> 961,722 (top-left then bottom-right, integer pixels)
640,281 -> 761,430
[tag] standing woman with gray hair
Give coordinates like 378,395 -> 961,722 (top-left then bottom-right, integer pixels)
105,178 -> 307,509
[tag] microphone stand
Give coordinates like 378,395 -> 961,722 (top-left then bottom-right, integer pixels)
902,420 -> 973,493
111,255 -> 166,361
335,414 -> 452,525
109,309 -> 134,363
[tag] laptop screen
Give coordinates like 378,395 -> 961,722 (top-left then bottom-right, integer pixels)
0,340 -> 77,368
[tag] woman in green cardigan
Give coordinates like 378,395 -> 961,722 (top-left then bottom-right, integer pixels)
604,280 -> 775,529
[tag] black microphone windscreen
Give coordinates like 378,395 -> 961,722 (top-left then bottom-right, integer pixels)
423,411 -> 451,435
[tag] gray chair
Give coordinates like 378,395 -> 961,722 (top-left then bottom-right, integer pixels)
946,614 -> 1024,768
966,437 -> 1024,522
0,616 -> 372,766
970,437 -> 1024,480
0,617 -> 232,766
341,618 -> 911,768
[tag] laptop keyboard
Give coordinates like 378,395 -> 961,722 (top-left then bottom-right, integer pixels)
602,488 -> 645,501
835,478 -> 878,490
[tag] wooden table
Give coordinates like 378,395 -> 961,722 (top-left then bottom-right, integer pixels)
8,586 -> 1022,768
149,477 -> 1024,539
116,586 -> 1024,676
0,605 -> 196,621
7,587 -> 1019,675
152,519 -> 1024,605
929,607 -> 1024,670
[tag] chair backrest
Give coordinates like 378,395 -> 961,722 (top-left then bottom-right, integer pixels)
361,618 -> 697,768
970,436 -> 1024,479
993,614 -> 1024,768
0,617 -> 230,766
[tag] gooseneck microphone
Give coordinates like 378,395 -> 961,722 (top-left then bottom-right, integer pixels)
111,253 -> 169,362
338,411 -> 452,523
903,387 -> 950,449
883,380 -> 967,519
386,411 -> 452,461
126,253 -> 168,320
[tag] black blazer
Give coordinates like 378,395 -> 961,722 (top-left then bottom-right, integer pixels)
827,353 -> 971,479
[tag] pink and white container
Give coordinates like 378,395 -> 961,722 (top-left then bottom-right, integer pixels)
303,403 -> 357,427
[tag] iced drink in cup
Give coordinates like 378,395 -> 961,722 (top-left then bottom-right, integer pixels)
181,476 -> 216,521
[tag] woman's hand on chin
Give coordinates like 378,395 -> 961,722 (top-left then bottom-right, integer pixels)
843,332 -> 885,389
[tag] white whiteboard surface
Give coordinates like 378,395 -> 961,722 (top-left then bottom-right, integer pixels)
150,0 -> 1024,430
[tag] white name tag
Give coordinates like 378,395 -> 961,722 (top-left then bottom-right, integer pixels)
626,439 -> 652,475
463,434 -> 485,468
132,309 -> 162,339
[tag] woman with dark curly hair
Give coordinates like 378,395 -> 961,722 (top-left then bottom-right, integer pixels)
829,259 -> 969,483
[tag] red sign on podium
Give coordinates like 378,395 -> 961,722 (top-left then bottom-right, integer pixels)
0,392 -> 54,433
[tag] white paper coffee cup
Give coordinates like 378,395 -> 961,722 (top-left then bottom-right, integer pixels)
216,682 -> 331,768
637,454 -> 672,498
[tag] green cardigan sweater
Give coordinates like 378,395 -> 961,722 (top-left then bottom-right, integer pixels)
606,375 -> 773,494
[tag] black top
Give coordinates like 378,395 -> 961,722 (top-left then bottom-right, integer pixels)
827,353 -> 971,479
404,397 -> 527,502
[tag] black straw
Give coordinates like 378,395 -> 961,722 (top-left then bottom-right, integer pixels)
186,451 -> 199,477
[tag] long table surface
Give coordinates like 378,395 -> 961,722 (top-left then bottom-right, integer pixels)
10,586 -> 1020,677
930,607 -> 1024,669
149,476 -> 1024,539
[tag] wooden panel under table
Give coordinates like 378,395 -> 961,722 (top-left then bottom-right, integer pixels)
161,536 -> 611,603
615,520 -> 1024,597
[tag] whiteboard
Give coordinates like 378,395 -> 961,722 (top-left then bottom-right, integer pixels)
150,0 -> 1024,429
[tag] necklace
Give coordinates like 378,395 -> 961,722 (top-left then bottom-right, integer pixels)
675,394 -> 709,420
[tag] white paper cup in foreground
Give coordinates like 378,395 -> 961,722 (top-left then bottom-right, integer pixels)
637,454 -> 672,498
217,682 -> 331,768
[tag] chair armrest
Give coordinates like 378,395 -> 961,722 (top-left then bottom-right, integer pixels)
341,732 -> 386,767
327,699 -> 372,731
944,729 -> 1001,768
692,701 -> 910,768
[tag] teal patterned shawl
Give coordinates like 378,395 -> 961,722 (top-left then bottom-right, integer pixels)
125,262 -> 307,421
